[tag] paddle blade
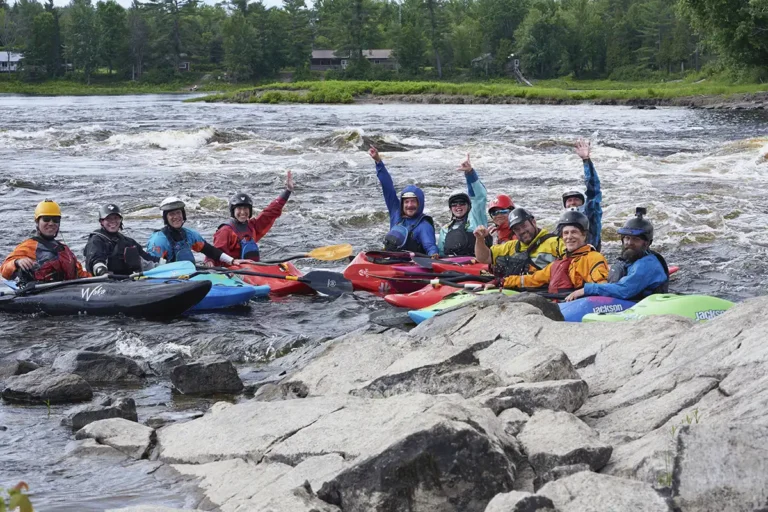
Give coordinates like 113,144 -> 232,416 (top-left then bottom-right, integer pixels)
143,261 -> 196,278
411,256 -> 435,270
307,244 -> 354,261
301,271 -> 354,296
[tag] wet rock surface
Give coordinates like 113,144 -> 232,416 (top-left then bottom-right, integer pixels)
170,355 -> 244,395
53,350 -> 146,384
2,367 -> 93,404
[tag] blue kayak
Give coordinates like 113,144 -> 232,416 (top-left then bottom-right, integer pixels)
407,293 -> 636,325
144,263 -> 269,311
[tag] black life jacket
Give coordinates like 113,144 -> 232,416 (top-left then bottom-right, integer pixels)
29,236 -> 79,283
88,230 -> 143,275
493,233 -> 559,278
384,216 -> 434,254
608,250 -> 670,301
442,218 -> 475,256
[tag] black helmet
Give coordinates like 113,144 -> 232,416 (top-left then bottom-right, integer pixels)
508,207 -> 534,228
99,203 -> 123,220
448,191 -> 471,209
562,190 -> 586,208
618,207 -> 654,242
556,208 -> 589,236
229,192 -> 254,218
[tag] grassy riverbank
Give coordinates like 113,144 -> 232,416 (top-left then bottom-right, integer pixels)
196,78 -> 768,106
0,76 -> 245,96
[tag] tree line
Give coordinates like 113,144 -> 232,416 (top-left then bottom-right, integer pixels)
0,0 -> 765,83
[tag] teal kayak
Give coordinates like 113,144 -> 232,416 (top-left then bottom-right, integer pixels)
189,273 -> 269,311
581,293 -> 734,322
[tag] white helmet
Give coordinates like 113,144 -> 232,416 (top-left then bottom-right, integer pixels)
160,197 -> 186,212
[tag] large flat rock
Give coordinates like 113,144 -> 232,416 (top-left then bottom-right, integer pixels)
478,380 -> 588,415
2,367 -> 93,404
76,418 -> 154,459
53,350 -> 145,384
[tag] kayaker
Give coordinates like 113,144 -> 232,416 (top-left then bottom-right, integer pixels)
146,197 -> 251,267
1,199 -> 90,283
437,154 -> 488,257
210,171 -> 294,263
473,207 -> 565,276
84,204 -> 160,276
500,209 -> 608,294
565,207 -> 669,302
562,139 -> 603,251
487,194 -> 516,244
369,146 -> 439,257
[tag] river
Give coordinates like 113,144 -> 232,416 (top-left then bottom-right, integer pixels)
0,94 -> 767,510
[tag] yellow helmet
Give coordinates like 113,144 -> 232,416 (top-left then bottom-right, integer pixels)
34,199 -> 62,220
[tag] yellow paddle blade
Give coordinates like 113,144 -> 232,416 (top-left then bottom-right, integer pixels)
306,243 -> 354,261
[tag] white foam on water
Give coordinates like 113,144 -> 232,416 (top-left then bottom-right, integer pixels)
105,127 -> 216,150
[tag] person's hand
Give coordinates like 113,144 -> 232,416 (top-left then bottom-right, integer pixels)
14,258 -> 36,271
457,153 -> 472,174
565,288 -> 586,302
431,253 -> 441,259
575,138 -> 591,160
285,170 -> 295,192
488,225 -> 498,236
368,146 -> 381,163
233,259 -> 256,265
483,282 -> 497,291
203,260 -> 215,268
474,225 -> 489,240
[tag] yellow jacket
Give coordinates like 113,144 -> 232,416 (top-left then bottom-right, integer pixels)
504,244 -> 608,292
490,228 -> 565,272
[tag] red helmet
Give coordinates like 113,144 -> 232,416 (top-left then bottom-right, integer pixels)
488,194 -> 514,214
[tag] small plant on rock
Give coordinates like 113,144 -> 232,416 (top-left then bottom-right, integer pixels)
0,482 -> 34,511
658,409 -> 701,488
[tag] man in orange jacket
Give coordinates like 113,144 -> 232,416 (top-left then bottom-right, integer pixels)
1,200 -> 90,283
501,209 -> 607,294
210,171 -> 294,262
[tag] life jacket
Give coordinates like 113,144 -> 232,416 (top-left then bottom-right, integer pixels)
548,257 -> 575,294
442,218 -> 475,256
88,230 -> 143,275
384,216 -> 434,254
221,219 -> 260,260
31,236 -> 79,282
160,226 -> 195,263
493,232 -> 559,278
608,250 -> 670,300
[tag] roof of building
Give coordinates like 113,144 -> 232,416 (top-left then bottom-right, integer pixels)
311,49 -> 393,60
0,52 -> 23,63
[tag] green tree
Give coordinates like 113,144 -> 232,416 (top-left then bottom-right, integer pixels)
65,0 -> 99,83
316,0 -> 381,62
127,0 -> 149,78
97,0 -> 128,74
222,11 -> 260,80
283,0 -> 312,74
514,0 -> 568,78
0,9 -> 21,74
393,7 -> 426,74
25,11 -> 57,76
477,0 -> 530,56
449,18 -> 482,68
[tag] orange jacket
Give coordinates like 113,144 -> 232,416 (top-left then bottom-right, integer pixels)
1,237 -> 90,282
504,244 -> 608,292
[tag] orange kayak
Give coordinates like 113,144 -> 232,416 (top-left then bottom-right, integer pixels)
230,262 -> 313,296
431,260 -> 491,276
343,252 -> 424,296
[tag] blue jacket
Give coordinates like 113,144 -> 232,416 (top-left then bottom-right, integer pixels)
437,169 -> 488,256
583,252 -> 667,300
146,227 -> 207,263
376,161 -> 438,256
583,159 -> 602,251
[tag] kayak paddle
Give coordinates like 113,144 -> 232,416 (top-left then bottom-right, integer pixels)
200,266 -> 353,297
138,261 -> 197,278
255,244 -> 354,265
0,275 -> 116,298
411,256 -> 478,270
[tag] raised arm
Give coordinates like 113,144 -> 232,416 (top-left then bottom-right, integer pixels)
370,147 -> 401,226
576,139 -> 602,250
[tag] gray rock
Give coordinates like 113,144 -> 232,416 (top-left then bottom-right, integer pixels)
478,380 -> 588,415
159,394 -> 520,511
146,352 -> 186,378
505,293 -> 564,322
106,507 -> 187,512
64,438 -> 127,459
498,408 -> 529,437
75,418 -> 155,459
672,424 -> 768,512
170,355 -> 244,395
485,491 -> 556,512
0,359 -> 39,382
519,410 -> 612,476
63,397 -> 137,431
253,381 -> 309,401
499,346 -> 580,383
538,471 -> 671,512
533,464 -> 591,491
144,410 -> 204,429
53,350 -> 145,384
2,367 -> 93,404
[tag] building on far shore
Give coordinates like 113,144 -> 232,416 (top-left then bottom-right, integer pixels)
310,50 -> 396,72
0,52 -> 23,73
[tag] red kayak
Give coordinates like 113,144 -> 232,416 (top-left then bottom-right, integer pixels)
431,260 -> 491,276
343,252 -> 425,296
384,280 -> 485,308
230,262 -> 313,296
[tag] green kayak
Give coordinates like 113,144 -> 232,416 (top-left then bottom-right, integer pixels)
581,293 -> 734,323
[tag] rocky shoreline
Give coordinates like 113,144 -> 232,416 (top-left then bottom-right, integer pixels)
4,293 -> 768,511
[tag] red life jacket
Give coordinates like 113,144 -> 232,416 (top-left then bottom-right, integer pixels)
548,256 -> 574,294
32,237 -> 79,282
220,219 -> 260,260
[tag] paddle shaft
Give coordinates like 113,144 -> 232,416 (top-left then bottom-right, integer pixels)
198,266 -> 352,296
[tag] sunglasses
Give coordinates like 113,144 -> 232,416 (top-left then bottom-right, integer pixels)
490,209 -> 510,217
40,216 -> 61,224
450,201 -> 469,207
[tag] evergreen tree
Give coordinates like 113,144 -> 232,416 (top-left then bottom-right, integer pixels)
97,0 -> 128,75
